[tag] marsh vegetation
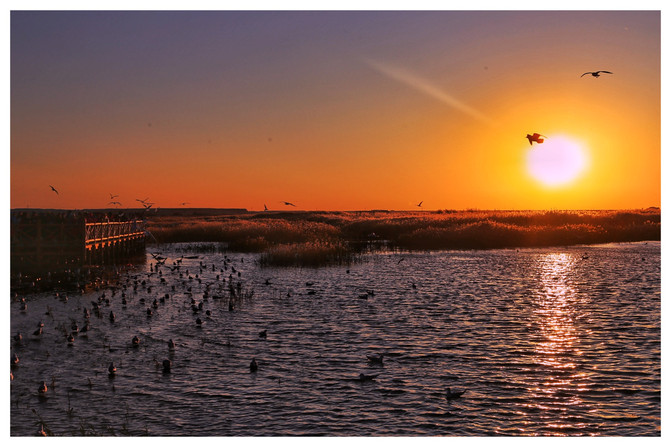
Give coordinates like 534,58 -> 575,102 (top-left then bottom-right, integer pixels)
145,209 -> 660,267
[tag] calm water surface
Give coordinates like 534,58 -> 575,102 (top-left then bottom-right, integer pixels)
10,242 -> 660,436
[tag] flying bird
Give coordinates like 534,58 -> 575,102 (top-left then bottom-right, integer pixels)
110,193 -> 119,199
49,185 -> 59,195
108,201 -> 122,206
526,133 -> 547,146
417,201 -> 423,207
281,201 -> 296,207
581,70 -> 613,78
264,204 -> 268,211
180,202 -> 189,206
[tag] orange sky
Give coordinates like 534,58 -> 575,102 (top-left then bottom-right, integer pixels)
10,10 -> 660,211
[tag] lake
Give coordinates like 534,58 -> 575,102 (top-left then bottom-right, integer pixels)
10,241 -> 660,436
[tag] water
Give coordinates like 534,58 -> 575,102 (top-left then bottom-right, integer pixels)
10,242 -> 660,436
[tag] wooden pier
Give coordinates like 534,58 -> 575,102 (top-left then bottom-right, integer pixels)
11,210 -> 146,274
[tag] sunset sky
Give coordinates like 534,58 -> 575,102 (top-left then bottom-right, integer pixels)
10,9 -> 661,211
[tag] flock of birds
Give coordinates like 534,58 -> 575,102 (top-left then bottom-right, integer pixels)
31,69 -> 621,433
45,69 -> 611,215
12,250 -> 467,435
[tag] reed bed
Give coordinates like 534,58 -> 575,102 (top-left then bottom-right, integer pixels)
257,241 -> 357,267
145,209 -> 660,265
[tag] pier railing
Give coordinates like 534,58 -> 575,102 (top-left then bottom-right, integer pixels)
11,211 -> 146,273
85,220 -> 145,249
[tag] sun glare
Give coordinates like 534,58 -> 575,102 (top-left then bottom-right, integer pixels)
526,136 -> 588,187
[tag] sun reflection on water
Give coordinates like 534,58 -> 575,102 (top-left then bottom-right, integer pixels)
525,252 -> 592,435
535,253 -> 578,370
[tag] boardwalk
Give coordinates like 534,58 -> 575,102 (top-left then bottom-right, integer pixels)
11,210 -> 145,274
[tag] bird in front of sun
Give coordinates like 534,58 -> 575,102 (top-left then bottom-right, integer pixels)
49,185 -> 59,195
581,70 -> 613,78
526,133 -> 547,146
416,201 -> 423,208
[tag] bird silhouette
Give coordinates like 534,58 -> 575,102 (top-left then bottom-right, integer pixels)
281,201 -> 296,207
49,185 -> 58,195
581,70 -> 613,78
180,202 -> 189,206
358,373 -> 379,381
264,204 -> 268,211
417,201 -> 423,207
108,201 -> 122,206
526,133 -> 547,146
110,193 -> 119,199
445,387 -> 466,399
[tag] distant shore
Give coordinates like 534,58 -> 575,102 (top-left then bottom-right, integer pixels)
135,209 -> 660,266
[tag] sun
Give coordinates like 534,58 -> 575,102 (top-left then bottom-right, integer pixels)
526,135 -> 589,187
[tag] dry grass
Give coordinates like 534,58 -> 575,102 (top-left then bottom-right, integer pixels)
258,241 -> 357,267
145,209 -> 660,265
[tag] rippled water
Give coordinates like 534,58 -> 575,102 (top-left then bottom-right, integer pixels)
10,242 -> 660,436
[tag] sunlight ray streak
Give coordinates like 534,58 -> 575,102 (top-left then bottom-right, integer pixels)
364,58 -> 495,126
